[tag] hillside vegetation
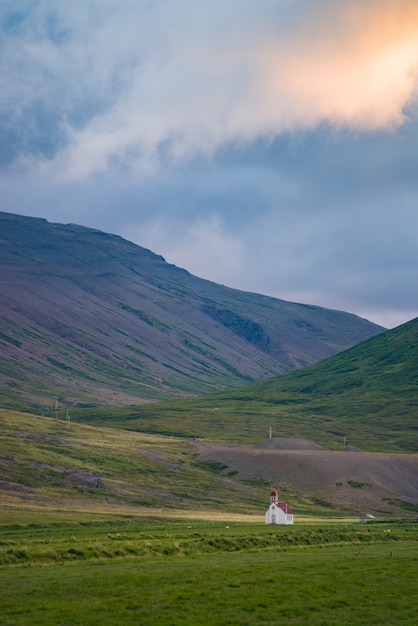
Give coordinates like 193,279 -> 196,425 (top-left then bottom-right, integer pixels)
2,404 -> 417,519
0,408 -> 345,517
1,211 -> 416,522
76,318 -> 418,452
0,210 -> 383,410
1,320 -> 417,520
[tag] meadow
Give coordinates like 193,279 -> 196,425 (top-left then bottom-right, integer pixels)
0,511 -> 417,625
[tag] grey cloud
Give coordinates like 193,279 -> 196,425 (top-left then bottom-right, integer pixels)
1,1 -> 418,329
2,1 -> 418,178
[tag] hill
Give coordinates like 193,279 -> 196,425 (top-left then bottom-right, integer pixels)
1,408 -> 417,516
194,438 -> 418,514
77,318 -> 418,452
0,210 -> 383,410
0,409 -> 418,521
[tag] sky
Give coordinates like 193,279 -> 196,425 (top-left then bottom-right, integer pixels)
1,0 -> 418,329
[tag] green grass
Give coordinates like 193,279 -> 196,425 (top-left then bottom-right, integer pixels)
0,409 -> 259,513
3,514 -> 414,566
0,515 -> 417,625
0,408 -> 355,517
74,318 -> 418,452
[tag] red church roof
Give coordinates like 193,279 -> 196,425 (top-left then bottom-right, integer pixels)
271,501 -> 293,514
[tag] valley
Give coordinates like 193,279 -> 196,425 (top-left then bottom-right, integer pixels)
1,211 -> 417,522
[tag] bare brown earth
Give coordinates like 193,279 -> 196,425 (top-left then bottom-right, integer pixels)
193,438 -> 418,514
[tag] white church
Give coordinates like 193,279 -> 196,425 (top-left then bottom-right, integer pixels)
265,488 -> 294,525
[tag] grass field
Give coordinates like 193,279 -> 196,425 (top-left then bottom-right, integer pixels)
0,511 -> 417,625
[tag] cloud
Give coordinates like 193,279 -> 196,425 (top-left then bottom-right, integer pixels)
258,0 -> 418,131
1,1 -> 418,330
128,215 -> 246,285
1,0 -> 418,180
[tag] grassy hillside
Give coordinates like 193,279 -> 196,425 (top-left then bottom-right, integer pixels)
75,318 -> 418,452
0,211 -> 383,409
1,408 -> 341,517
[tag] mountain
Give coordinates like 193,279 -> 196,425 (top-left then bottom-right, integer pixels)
0,211 -> 383,410
82,318 -> 418,453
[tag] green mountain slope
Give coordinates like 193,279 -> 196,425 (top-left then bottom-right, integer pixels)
0,211 -> 383,410
77,318 -> 418,452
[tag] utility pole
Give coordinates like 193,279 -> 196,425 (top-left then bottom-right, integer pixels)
54,396 -> 59,419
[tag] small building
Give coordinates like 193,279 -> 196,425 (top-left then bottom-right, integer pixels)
360,513 -> 376,523
265,488 -> 294,525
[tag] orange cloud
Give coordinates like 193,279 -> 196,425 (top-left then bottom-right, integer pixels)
259,0 -> 418,130
20,0 -> 418,180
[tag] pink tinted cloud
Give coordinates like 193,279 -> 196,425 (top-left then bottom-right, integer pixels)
258,0 -> 418,130
23,0 -> 418,180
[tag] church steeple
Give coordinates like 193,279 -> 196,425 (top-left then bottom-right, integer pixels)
266,488 -> 294,525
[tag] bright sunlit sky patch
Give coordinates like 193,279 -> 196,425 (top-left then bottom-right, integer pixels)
1,0 -> 418,328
